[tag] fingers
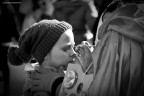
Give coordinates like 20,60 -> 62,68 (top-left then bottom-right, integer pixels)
74,45 -> 84,57
74,41 -> 93,70
81,41 -> 91,47
75,41 -> 91,53
82,41 -> 94,52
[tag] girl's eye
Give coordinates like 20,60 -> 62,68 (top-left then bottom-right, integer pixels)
63,48 -> 69,52
63,45 -> 71,52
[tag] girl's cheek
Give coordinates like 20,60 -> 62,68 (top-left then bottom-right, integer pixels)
57,51 -> 68,60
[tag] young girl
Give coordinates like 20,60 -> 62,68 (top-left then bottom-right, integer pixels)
7,19 -> 76,96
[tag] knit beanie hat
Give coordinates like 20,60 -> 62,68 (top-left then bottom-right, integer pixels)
8,19 -> 72,66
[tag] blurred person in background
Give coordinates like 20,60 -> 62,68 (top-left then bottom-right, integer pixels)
93,0 -> 113,40
51,0 -> 98,45
0,0 -> 20,95
20,0 -> 55,34
20,0 -> 40,34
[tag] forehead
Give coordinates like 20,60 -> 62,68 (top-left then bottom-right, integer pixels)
56,29 -> 75,46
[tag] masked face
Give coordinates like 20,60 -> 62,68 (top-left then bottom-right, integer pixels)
49,29 -> 76,69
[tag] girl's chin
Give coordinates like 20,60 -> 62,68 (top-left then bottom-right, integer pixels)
57,59 -> 77,71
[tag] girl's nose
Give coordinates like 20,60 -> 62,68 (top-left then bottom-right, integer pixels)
69,48 -> 77,57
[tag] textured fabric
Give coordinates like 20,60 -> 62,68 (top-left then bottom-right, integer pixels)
88,3 -> 144,96
89,31 -> 144,96
23,67 -> 64,96
97,3 -> 144,41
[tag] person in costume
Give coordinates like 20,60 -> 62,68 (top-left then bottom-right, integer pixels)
89,0 -> 144,96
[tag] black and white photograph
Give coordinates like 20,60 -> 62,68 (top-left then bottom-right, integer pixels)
0,0 -> 144,96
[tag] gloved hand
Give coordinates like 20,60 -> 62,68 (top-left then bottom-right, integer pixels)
31,67 -> 64,95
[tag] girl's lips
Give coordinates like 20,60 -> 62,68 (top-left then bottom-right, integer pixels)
58,59 -> 75,71
69,58 -> 76,64
62,58 -> 76,70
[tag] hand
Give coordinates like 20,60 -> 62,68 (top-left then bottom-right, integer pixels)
75,41 -> 93,74
31,67 -> 64,94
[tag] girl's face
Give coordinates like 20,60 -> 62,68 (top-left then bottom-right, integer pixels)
49,29 -> 76,69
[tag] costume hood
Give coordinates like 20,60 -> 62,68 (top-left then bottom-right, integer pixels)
97,3 -> 144,42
